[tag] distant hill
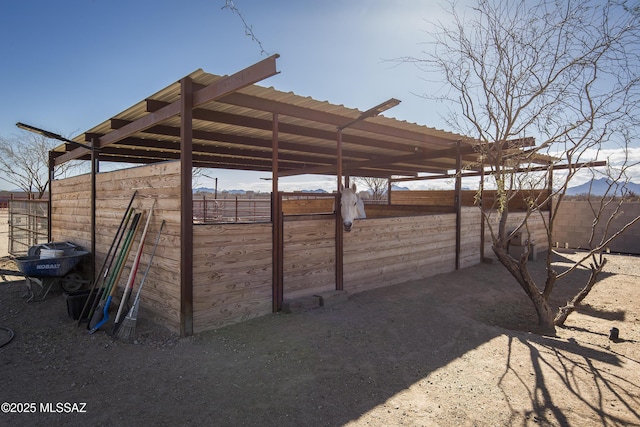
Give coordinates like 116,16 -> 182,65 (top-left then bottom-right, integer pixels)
194,187 -> 330,195
194,187 -> 215,193
301,189 -> 328,193
566,178 -> 640,196
391,185 -> 410,191
194,187 -> 247,195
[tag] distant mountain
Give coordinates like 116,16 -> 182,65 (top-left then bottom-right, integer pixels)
301,189 -> 328,193
193,188 -> 249,195
194,187 -> 215,193
566,178 -> 640,196
391,185 -> 410,191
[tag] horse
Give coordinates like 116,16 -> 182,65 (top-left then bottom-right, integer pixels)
340,183 -> 366,232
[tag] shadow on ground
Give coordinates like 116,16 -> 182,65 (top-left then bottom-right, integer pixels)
1,252 -> 638,426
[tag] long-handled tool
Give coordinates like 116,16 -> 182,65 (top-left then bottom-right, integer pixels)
84,208 -> 136,327
113,200 -> 155,332
115,220 -> 165,340
87,211 -> 139,329
89,212 -> 142,333
77,191 -> 137,326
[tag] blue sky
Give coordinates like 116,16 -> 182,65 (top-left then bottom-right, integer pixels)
1,0 -> 456,191
1,0 -> 638,192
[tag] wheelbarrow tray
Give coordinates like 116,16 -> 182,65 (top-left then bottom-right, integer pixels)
15,251 -> 89,278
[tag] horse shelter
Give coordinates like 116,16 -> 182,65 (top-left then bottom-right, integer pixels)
42,55 -> 553,336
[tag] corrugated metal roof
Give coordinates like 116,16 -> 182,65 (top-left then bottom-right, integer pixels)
54,58 -> 535,179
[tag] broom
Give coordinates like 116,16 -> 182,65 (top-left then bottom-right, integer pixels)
112,200 -> 155,333
116,220 -> 165,340
77,191 -> 136,327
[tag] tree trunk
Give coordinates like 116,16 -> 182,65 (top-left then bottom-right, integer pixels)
493,245 -> 557,335
554,257 -> 607,326
530,291 -> 556,335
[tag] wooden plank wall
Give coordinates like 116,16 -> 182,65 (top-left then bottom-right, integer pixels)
283,216 -> 336,299
51,176 -> 549,334
51,161 -> 182,332
459,207 -> 483,269
192,223 -> 272,333
365,204 -> 454,217
482,211 -> 549,257
391,189 -> 550,211
389,189 -> 440,206
282,198 -> 335,215
343,213 -> 458,294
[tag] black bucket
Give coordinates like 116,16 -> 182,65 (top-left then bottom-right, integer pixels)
63,288 -> 103,320
608,327 -> 619,341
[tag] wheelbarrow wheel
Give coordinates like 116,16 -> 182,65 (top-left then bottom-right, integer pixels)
61,272 -> 84,292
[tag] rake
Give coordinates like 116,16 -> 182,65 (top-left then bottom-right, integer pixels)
115,220 -> 165,340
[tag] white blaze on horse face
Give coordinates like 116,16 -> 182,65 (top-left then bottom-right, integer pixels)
341,184 -> 364,232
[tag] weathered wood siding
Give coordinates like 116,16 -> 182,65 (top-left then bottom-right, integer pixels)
192,222 -> 272,333
459,207 -> 483,269
51,177 -> 546,334
482,210 -> 549,257
51,161 -> 182,332
343,213 -> 457,293
283,216 -> 336,299
282,198 -> 334,215
391,189 -> 550,211
365,204 -> 454,217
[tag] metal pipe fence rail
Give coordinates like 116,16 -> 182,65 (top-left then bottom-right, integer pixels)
193,197 -> 272,224
193,194 -> 344,224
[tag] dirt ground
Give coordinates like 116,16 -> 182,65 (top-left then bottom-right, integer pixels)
1,209 -> 639,426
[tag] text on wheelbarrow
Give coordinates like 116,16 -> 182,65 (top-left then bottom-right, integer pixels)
36,263 -> 61,270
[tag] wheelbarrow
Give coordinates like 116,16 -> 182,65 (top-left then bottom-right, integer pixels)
14,242 -> 90,302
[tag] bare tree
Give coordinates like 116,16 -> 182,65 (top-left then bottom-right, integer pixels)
222,0 -> 270,56
0,131 -> 77,198
355,177 -> 388,201
408,0 -> 640,334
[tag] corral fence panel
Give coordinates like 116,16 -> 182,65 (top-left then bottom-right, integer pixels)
8,199 -> 49,256
193,196 -> 272,223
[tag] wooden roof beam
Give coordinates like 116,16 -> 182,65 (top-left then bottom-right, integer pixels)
391,160 -> 607,182
217,92 -> 464,148
53,55 -> 279,166
140,102 -> 427,155
109,139 -> 336,166
110,119 -> 379,161
278,145 -> 479,178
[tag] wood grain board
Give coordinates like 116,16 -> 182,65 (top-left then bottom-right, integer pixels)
51,167 -> 549,335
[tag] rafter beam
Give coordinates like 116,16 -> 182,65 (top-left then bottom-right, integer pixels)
391,160 -> 607,182
217,92 -> 464,148
54,55 -> 279,166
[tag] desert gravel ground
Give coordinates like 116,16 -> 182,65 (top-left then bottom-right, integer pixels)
1,208 -> 639,426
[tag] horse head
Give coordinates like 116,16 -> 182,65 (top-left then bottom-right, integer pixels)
341,183 -> 366,232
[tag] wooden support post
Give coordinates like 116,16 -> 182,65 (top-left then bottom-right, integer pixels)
90,138 -> 98,281
272,192 -> 283,312
47,151 -> 54,242
272,113 -> 283,312
337,130 -> 343,191
180,77 -> 194,337
548,162 -> 554,221
548,162 -> 554,246
335,130 -> 344,291
455,141 -> 462,270
335,192 -> 344,291
480,166 -> 486,262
